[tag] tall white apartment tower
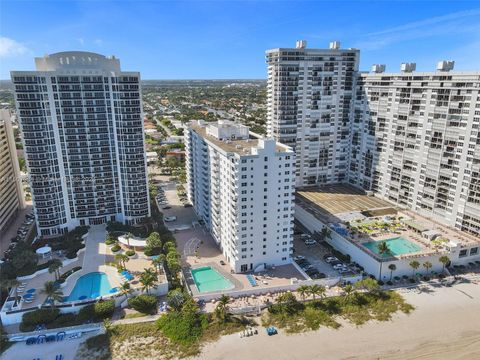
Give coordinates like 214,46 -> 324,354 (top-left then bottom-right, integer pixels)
0,109 -> 25,235
266,41 -> 359,186
185,120 -> 295,273
349,63 -> 480,235
11,52 -> 150,237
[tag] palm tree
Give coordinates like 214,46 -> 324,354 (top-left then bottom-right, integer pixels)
308,284 -> 325,301
439,256 -> 450,273
151,254 -> 166,274
125,232 -> 133,247
214,295 -> 230,322
377,242 -> 391,280
343,284 -> 355,304
41,281 -> 64,309
48,259 -> 63,281
119,281 -> 132,301
139,268 -> 158,294
409,260 -> 420,278
297,285 -> 310,301
423,261 -> 433,275
388,263 -> 397,281
321,227 -> 332,241
115,253 -> 129,269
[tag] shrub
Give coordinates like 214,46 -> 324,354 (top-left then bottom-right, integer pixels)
94,300 -> 115,319
128,294 -> 158,315
21,309 -> 59,331
125,250 -> 135,257
47,313 -> 77,328
78,299 -> 115,321
111,245 -> 121,252
157,310 -> 207,346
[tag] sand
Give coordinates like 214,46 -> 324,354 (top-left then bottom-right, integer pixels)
195,281 -> 480,360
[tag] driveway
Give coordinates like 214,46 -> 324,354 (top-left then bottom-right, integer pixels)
156,183 -> 197,230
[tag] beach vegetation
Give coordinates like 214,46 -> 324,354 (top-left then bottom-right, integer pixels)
262,280 -> 413,333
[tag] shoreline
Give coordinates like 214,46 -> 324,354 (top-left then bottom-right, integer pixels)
195,281 -> 480,360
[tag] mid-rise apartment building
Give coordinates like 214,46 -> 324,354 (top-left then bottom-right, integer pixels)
266,40 -> 359,186
0,109 -> 25,234
350,63 -> 480,235
186,120 -> 295,272
11,51 -> 150,236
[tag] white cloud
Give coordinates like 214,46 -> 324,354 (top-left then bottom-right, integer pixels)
355,9 -> 480,50
77,38 -> 85,45
93,39 -> 103,46
0,37 -> 29,58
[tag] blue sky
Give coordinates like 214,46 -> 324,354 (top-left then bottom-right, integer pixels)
1,1 -> 479,79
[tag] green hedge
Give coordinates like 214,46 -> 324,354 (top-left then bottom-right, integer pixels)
78,299 -> 115,321
125,250 -> 135,257
20,309 -> 60,331
128,294 -> 158,315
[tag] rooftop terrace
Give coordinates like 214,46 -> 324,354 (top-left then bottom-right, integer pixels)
190,121 -> 291,155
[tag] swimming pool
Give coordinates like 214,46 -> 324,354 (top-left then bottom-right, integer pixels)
65,272 -> 117,302
191,266 -> 234,293
362,237 -> 422,257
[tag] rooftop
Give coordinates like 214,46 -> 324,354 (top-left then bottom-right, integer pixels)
296,184 -> 396,223
190,120 -> 291,155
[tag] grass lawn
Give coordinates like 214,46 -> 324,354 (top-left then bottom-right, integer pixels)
262,290 -> 413,334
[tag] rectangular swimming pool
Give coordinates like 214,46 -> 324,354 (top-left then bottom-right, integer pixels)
191,266 -> 234,293
362,237 -> 422,257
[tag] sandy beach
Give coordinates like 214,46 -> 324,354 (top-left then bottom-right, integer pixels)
195,280 -> 480,360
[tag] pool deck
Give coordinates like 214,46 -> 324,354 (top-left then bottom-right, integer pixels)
8,225 -> 123,310
175,228 -> 306,297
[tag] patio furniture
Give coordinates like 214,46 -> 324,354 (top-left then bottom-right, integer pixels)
26,288 -> 36,294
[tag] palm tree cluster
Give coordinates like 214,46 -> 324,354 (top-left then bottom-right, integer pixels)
296,284 -> 326,302
139,268 -> 158,294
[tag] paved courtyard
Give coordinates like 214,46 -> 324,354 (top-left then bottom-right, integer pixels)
174,227 -> 305,296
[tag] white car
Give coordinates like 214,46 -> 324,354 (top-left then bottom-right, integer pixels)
325,257 -> 339,263
304,239 -> 317,245
333,263 -> 347,270
164,216 -> 177,222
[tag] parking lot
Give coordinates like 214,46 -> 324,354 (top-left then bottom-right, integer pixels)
292,231 -> 363,280
154,183 -> 197,230
1,207 -> 36,258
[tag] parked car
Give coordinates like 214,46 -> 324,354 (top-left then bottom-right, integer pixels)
164,216 -> 177,222
325,256 -> 339,263
300,234 -> 311,240
162,206 -> 171,210
304,239 -> 317,246
294,255 -> 305,261
183,203 -> 193,208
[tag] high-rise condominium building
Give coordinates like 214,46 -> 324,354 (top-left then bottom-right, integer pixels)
0,109 -> 25,234
266,40 -> 359,187
185,120 -> 295,272
11,52 -> 150,237
267,40 -> 479,236
350,63 -> 480,235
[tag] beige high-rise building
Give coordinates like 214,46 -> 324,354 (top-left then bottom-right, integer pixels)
0,109 -> 25,236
